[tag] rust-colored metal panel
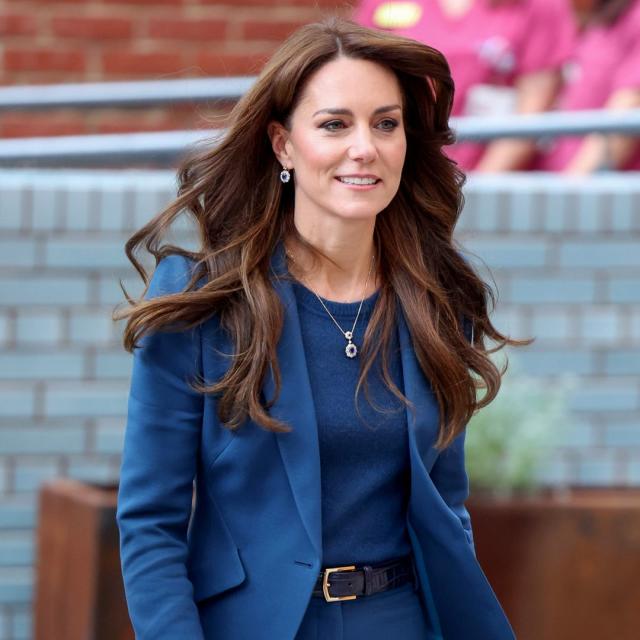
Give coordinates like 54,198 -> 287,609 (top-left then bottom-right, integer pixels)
34,478 -> 133,640
469,488 -> 640,640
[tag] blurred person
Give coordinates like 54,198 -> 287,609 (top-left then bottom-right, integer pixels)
354,0 -> 576,171
114,17 -> 523,640
536,0 -> 640,172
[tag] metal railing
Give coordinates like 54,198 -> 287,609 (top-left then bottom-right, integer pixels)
1,77 -> 639,166
0,77 -> 253,110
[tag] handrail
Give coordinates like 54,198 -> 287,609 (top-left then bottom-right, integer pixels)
0,109 -> 639,167
0,130 -> 223,166
0,77 -> 254,111
455,109 -> 640,140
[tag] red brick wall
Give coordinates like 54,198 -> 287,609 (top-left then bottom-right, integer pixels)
0,0 -> 358,138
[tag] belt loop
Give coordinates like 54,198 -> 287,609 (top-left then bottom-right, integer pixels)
363,565 -> 374,596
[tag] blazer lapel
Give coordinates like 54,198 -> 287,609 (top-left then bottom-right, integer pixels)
397,306 -> 515,638
397,308 -> 440,470
263,240 -> 322,557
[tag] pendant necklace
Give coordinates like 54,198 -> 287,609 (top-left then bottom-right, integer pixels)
286,249 -> 376,359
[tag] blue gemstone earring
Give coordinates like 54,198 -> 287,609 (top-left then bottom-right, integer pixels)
280,166 -> 291,183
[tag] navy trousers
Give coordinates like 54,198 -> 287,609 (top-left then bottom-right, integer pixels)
295,581 -> 435,639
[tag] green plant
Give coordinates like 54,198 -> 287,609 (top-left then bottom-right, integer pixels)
465,354 -> 576,495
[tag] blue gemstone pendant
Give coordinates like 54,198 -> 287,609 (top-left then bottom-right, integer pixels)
345,331 -> 357,358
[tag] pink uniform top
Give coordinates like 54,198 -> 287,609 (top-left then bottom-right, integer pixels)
354,0 -> 575,169
538,0 -> 640,171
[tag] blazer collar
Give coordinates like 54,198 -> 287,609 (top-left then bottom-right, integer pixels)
264,240 -> 323,556
264,239 -> 440,557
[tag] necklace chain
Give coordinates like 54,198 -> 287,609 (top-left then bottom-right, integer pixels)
286,249 -> 376,359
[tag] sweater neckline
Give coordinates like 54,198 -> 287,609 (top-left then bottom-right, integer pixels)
291,278 -> 380,319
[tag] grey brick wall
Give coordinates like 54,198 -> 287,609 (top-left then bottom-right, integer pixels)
0,168 -> 639,639
0,169 -> 181,640
458,172 -> 640,493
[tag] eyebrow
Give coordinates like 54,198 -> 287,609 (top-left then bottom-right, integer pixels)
312,104 -> 402,117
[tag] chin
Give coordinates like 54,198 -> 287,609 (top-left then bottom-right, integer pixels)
331,207 -> 382,222
332,199 -> 389,219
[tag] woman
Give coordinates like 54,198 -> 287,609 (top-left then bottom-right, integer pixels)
115,17 -> 523,640
537,0 -> 640,172
355,0 -> 576,171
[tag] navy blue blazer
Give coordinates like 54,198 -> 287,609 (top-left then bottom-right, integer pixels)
116,240 -> 515,640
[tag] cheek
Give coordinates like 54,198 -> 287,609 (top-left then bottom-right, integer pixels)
291,135 -> 342,172
387,141 -> 407,175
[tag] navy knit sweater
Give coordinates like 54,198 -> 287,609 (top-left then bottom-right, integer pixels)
291,279 -> 412,567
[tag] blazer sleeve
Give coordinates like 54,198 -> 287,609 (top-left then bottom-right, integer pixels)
429,313 -> 476,555
429,429 -> 476,555
116,255 -> 206,639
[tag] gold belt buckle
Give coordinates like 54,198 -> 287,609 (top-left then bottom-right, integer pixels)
322,565 -> 357,603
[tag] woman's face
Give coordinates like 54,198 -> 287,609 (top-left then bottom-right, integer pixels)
271,56 -> 407,226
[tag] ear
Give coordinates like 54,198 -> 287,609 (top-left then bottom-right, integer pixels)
268,121 -> 293,169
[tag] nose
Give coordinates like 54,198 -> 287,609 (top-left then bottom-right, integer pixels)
347,126 -> 378,163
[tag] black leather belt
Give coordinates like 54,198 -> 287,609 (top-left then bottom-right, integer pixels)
312,556 -> 416,602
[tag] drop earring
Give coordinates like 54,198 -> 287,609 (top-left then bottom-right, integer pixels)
280,166 -> 291,183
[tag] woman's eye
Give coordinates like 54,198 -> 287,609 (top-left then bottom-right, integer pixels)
321,120 -> 346,131
377,118 -> 399,131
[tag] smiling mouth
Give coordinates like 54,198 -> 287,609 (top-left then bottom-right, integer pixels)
336,177 -> 381,185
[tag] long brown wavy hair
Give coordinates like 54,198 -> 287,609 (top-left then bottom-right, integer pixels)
115,17 -> 528,450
